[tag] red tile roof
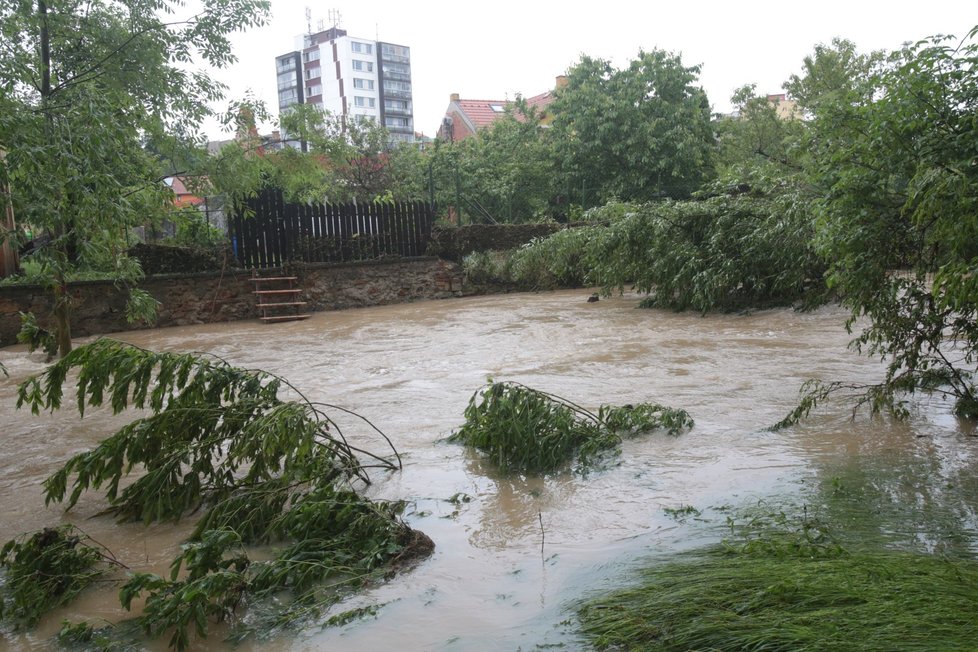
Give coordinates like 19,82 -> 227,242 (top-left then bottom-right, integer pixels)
525,90 -> 555,112
455,99 -> 510,130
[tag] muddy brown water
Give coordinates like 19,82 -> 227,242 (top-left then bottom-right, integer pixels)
2,289 -> 977,650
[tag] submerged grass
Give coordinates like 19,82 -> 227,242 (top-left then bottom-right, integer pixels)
447,381 -> 692,474
579,511 -> 978,651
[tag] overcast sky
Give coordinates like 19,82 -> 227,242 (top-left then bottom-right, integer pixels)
205,0 -> 977,139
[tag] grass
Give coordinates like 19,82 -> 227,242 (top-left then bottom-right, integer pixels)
447,381 -> 692,474
579,511 -> 978,651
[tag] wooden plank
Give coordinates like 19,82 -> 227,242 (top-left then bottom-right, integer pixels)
299,200 -> 312,262
260,314 -> 312,322
255,189 -> 269,269
339,202 -> 353,262
322,201 -> 336,263
252,276 -> 298,282
284,194 -> 300,264
368,202 -> 380,260
419,201 -> 434,253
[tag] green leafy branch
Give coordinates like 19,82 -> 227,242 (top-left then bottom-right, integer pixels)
3,339 -> 430,649
448,380 -> 693,474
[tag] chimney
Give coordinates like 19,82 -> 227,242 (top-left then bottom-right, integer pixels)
555,75 -> 568,90
450,93 -> 460,102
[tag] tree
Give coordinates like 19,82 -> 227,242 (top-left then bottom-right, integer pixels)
206,103 -> 427,206
715,85 -> 808,182
781,27 -> 978,422
549,49 -> 716,205
0,0 -> 270,356
4,340 -> 431,648
429,99 -> 557,223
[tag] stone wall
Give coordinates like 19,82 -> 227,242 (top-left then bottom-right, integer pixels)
0,257 -> 463,345
426,223 -> 566,262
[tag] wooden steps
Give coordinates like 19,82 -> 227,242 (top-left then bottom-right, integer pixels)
252,273 -> 311,323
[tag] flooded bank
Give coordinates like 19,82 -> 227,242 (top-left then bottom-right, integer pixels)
3,290 -> 977,650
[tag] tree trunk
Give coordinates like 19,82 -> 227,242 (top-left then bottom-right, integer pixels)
0,150 -> 17,278
40,0 -> 71,356
53,277 -> 73,357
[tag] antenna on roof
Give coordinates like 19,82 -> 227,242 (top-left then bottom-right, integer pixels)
305,6 -> 312,34
328,8 -> 342,29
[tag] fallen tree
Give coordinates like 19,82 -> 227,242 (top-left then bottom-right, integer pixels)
1,339 -> 432,649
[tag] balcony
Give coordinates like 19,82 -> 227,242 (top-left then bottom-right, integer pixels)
383,106 -> 412,117
381,53 -> 410,65
383,88 -> 412,100
383,71 -> 411,83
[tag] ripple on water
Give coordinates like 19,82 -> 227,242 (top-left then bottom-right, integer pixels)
2,291 -> 977,650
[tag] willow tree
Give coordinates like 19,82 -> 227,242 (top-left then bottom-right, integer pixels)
0,0 -> 270,356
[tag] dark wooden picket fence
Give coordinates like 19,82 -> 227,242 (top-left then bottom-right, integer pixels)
230,189 -> 434,269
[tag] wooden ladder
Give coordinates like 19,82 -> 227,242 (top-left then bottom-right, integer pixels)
252,272 -> 311,323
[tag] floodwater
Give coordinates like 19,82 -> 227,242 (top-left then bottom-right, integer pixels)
2,290 -> 977,650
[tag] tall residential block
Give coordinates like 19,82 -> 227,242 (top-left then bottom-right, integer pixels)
275,27 -> 415,143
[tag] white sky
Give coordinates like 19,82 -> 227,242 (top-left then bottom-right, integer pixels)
206,0 -> 977,139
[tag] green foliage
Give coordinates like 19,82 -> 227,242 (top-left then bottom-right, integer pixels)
588,192 -> 824,312
210,105 -> 422,205
579,514 -> 978,651
438,99 -> 558,223
0,0 -> 270,356
550,49 -> 716,205
18,339 -> 387,524
7,339 -> 431,649
791,27 -> 978,417
166,209 -> 227,249
461,250 -> 514,286
448,381 -> 692,474
124,288 -> 160,326
715,84 -> 808,181
16,310 -> 58,358
0,526 -> 108,629
509,227 -> 600,290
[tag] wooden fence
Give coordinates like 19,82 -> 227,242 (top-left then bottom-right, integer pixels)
230,189 -> 434,269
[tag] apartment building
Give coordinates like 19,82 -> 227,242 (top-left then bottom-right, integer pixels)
275,27 -> 415,144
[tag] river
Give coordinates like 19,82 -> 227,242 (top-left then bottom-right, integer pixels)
2,289 -> 977,650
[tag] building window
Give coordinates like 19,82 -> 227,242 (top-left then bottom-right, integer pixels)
354,96 -> 376,108
278,89 -> 298,104
306,84 -> 322,96
384,80 -> 411,93
490,104 -> 505,113
351,41 -> 373,54
353,78 -> 374,90
276,59 -> 296,73
381,44 -> 409,58
302,49 -> 321,63
384,99 -> 409,111
383,62 -> 410,75
385,116 -> 409,128
352,59 -> 373,72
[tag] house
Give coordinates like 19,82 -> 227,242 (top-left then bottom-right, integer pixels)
437,76 -> 566,142
765,94 -> 802,120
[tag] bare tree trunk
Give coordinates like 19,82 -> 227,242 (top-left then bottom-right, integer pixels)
0,150 -> 18,278
40,0 -> 72,356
